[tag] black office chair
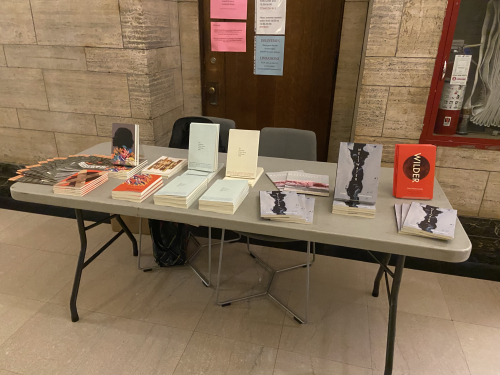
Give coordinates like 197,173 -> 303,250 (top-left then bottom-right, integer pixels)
215,127 -> 318,324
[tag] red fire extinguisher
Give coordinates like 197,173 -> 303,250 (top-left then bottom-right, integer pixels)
434,60 -> 467,135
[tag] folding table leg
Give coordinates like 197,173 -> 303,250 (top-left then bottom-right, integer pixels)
70,209 -> 87,322
372,253 -> 391,297
115,215 -> 138,256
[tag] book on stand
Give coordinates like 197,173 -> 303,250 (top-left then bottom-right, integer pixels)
112,174 -> 163,202
182,163 -> 224,183
53,170 -> 108,196
393,144 -> 436,200
400,202 -> 457,240
111,123 -> 139,166
224,167 -> 264,187
143,156 -> 187,178
105,160 -> 149,179
188,123 -> 220,172
154,174 -> 208,208
199,179 -> 249,215
225,129 -> 260,179
284,172 -> 329,196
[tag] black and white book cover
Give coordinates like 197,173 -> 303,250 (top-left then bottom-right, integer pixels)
402,202 -> 457,239
334,142 -> 383,204
260,191 -> 300,218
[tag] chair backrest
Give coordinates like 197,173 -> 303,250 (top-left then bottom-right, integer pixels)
259,127 -> 317,161
168,116 -> 235,152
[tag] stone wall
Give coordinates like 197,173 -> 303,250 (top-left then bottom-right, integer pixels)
352,0 -> 500,219
0,0 -> 201,165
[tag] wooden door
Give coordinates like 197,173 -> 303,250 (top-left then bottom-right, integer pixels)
200,0 -> 345,161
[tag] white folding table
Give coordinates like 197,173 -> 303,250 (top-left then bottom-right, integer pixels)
10,143 -> 471,375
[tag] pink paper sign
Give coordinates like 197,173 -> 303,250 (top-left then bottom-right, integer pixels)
211,22 -> 247,52
211,0 -> 248,20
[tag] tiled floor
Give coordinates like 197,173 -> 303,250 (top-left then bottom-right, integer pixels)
0,209 -> 499,374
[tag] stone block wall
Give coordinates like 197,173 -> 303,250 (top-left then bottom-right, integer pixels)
353,0 -> 500,219
0,0 -> 201,165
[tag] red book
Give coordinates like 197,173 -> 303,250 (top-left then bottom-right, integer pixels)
393,144 -> 436,200
113,174 -> 162,193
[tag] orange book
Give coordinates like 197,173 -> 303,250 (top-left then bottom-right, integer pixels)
112,174 -> 162,193
393,144 -> 436,200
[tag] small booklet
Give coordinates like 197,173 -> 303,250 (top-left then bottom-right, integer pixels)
260,191 -> 301,219
154,174 -> 208,208
112,174 -> 164,202
266,170 -> 304,191
143,156 -> 187,178
226,129 -> 260,179
284,172 -> 330,196
334,142 -> 383,204
199,179 -> 249,214
401,202 -> 457,240
53,170 -> 108,196
111,123 -> 139,166
188,123 -> 220,172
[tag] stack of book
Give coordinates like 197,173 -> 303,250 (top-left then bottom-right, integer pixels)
393,144 -> 436,199
199,179 -> 249,214
112,174 -> 163,202
182,163 -> 224,183
266,170 -> 304,191
224,129 -> 264,187
154,175 -> 208,208
397,202 -> 457,240
143,156 -> 188,178
332,142 -> 383,218
260,191 -> 315,224
105,160 -> 149,179
53,170 -> 108,196
284,171 -> 330,196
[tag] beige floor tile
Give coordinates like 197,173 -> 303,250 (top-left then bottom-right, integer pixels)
0,293 -> 45,347
120,267 -> 213,331
0,303 -> 115,375
455,321 -> 500,375
0,250 -> 76,301
486,280 -> 500,302
0,214 -> 73,250
369,306 -> 470,375
87,233 -> 149,266
0,243 -> 34,278
173,332 -> 276,375
438,274 -> 500,328
273,350 -> 372,375
74,317 -> 192,375
196,293 -> 286,348
0,209 -> 29,232
280,296 -> 371,368
50,258 -> 156,316
365,263 -> 451,319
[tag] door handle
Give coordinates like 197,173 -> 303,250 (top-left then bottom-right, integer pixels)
208,82 -> 218,105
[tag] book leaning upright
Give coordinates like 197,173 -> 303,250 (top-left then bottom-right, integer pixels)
224,129 -> 263,186
188,123 -> 220,172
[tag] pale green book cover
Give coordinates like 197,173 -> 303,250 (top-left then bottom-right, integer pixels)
200,179 -> 248,203
188,123 -> 220,172
155,175 -> 207,197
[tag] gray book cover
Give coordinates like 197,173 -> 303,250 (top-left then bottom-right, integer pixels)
403,202 -> 457,239
260,191 -> 300,217
334,142 -> 383,204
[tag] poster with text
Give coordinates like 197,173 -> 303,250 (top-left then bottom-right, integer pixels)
256,0 -> 286,35
211,0 -> 248,20
254,36 -> 285,75
211,22 -> 247,52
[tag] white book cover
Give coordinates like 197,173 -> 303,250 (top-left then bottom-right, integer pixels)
284,172 -> 329,196
155,175 -> 207,197
226,129 -> 260,179
303,196 -> 315,224
334,142 -> 383,204
200,179 -> 249,203
395,204 -> 402,231
183,163 -> 224,182
188,123 -> 220,172
401,203 -> 411,230
403,202 -> 457,239
144,156 -> 187,176
266,170 -> 304,190
260,191 -> 300,217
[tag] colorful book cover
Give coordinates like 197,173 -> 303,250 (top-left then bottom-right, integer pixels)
144,156 -> 187,175
266,170 -> 304,190
284,172 -> 329,196
393,144 -> 436,200
402,202 -> 457,239
113,174 -> 162,193
334,142 -> 383,204
54,170 -> 106,188
111,123 -> 139,166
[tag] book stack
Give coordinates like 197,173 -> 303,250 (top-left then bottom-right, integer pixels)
266,170 -> 304,191
143,156 -> 188,178
284,171 -> 330,197
397,202 -> 457,240
260,191 -> 315,224
111,123 -> 140,166
154,175 -> 208,208
224,129 -> 263,187
393,144 -> 436,200
199,179 -> 249,214
332,142 -> 383,218
53,170 -> 108,196
105,160 -> 149,179
112,174 -> 163,202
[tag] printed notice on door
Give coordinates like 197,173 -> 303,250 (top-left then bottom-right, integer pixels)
211,0 -> 248,20
211,22 -> 247,52
254,36 -> 285,75
256,0 -> 286,35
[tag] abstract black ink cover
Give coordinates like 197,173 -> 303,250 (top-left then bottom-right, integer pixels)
401,202 -> 457,240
